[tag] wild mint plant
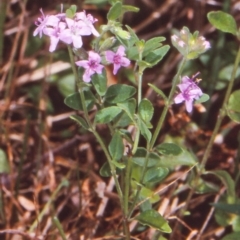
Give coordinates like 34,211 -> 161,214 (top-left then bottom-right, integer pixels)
33,2 -> 215,239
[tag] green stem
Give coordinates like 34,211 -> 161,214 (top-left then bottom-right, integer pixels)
128,153 -> 150,218
200,45 -> 240,169
150,57 -> 187,149
92,130 -> 123,202
67,46 -> 91,127
123,157 -> 132,216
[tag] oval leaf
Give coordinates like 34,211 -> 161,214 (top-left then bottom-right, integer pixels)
64,91 -> 95,111
95,106 -> 122,123
195,93 -> 210,104
139,99 -> 154,123
132,147 -> 160,167
143,167 -> 169,184
105,84 -> 136,103
107,1 -> 122,21
70,115 -> 89,130
136,210 -> 172,233
108,132 -> 124,161
91,69 -> 107,96
207,11 -> 237,35
155,143 -> 183,156
100,162 -> 111,177
227,90 -> 240,123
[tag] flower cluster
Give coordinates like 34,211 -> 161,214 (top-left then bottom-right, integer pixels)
174,75 -> 203,113
76,46 -> 130,82
33,9 -> 99,52
171,27 -> 210,59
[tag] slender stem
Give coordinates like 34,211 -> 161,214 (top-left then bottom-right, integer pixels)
200,45 -> 240,169
92,130 -> 123,201
128,153 -> 150,218
137,71 -> 143,107
67,46 -> 91,127
150,57 -> 187,149
123,157 -> 132,216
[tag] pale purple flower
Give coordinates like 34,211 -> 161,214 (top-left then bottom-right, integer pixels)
44,22 -> 72,52
33,9 -> 60,38
75,51 -> 104,82
65,18 -> 92,49
105,46 -> 130,75
174,76 -> 203,113
75,11 -> 99,37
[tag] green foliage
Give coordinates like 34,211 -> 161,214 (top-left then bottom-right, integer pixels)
105,84 -> 136,103
108,131 -> 124,161
227,90 -> 240,123
132,148 -> 160,167
137,117 -> 152,142
107,1 -> 122,21
136,210 -> 172,233
206,170 -> 236,202
0,149 -> 10,174
57,74 -> 75,97
64,91 -> 95,111
143,167 -> 169,184
91,69 -> 107,96
211,203 -> 240,216
148,83 -> 167,101
66,5 -> 77,18
100,162 -> 111,177
95,106 -> 122,123
158,149 -> 196,168
70,115 -> 89,130
207,11 -> 238,35
195,93 -> 210,104
139,99 -> 154,124
155,143 -> 182,156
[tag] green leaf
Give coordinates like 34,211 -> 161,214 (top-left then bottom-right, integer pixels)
95,106 -> 122,123
143,37 -> 165,56
222,232 -> 240,240
227,90 -> 240,123
122,5 -> 139,14
195,93 -> 210,104
0,149 -> 10,174
207,11 -> 238,35
144,45 -> 170,66
155,143 -> 183,156
211,203 -> 240,215
143,167 -> 169,184
107,1 -> 122,21
132,148 -> 160,167
125,25 -> 139,47
148,83 -> 167,101
57,74 -> 75,97
137,117 -> 152,142
139,99 -> 154,123
159,149 -> 196,168
105,84 -> 136,103
140,187 -> 160,204
91,69 -> 107,96
108,132 -> 124,161
112,160 -> 125,169
136,210 -> 172,233
70,115 -> 89,130
117,98 -> 136,122
100,162 -> 111,177
206,170 -> 236,202
64,91 -> 95,111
